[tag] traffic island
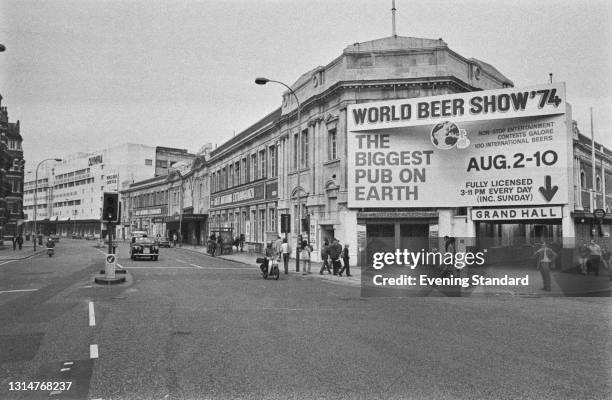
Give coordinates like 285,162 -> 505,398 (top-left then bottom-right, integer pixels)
94,274 -> 126,285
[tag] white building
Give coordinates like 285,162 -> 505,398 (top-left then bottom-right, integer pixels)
24,143 -> 194,238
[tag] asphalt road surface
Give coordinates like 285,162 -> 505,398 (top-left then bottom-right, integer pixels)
0,240 -> 610,400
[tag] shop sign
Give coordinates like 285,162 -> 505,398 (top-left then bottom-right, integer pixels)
211,184 -> 265,207
134,207 -> 164,216
347,83 -> 569,208
593,208 -> 606,220
309,218 -> 318,251
471,206 -> 563,221
357,211 -> 438,219
88,154 -> 103,166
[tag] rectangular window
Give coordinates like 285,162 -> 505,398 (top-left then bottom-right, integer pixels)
251,154 -> 258,181
145,159 -> 153,166
269,208 -> 277,232
241,158 -> 247,184
259,150 -> 266,179
269,145 -> 277,177
301,130 -> 309,167
328,128 -> 337,160
229,164 -> 234,187
235,161 -> 241,186
259,209 -> 266,241
293,133 -> 299,170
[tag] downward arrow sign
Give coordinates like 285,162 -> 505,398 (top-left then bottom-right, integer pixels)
538,175 -> 558,202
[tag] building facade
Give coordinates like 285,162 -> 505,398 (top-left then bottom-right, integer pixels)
208,109 -> 281,248
121,153 -> 209,244
203,36 -> 512,261
0,94 -> 25,242
23,144 -> 194,238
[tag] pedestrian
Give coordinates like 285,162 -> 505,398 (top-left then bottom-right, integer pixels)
274,235 -> 282,255
577,240 -> 589,275
239,233 -> 245,252
12,234 -> 16,251
319,239 -> 331,274
280,238 -> 291,274
534,241 -> 557,292
300,240 -> 312,275
17,234 -> 23,250
172,233 -> 178,247
587,239 -> 602,276
339,244 -> 351,277
217,235 -> 224,255
329,238 -> 343,275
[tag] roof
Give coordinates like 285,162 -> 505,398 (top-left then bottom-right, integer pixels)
7,121 -> 22,140
209,107 -> 281,159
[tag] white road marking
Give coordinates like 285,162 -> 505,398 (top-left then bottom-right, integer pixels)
50,390 -> 63,395
116,263 -> 124,269
90,344 -> 99,359
0,288 -> 38,294
60,367 -> 70,372
88,301 -> 96,327
63,361 -> 74,366
0,260 -> 16,266
190,263 -> 204,269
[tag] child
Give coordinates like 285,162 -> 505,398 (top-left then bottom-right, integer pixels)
339,244 -> 351,277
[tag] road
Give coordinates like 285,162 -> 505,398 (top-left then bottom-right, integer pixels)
0,240 -> 610,399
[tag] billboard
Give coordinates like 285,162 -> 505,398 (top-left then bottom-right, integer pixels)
347,83 -> 570,208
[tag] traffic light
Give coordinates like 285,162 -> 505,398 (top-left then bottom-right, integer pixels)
301,216 -> 310,233
281,213 -> 291,233
102,192 -> 119,222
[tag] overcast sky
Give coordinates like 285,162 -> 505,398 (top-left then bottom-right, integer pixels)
1,0 -> 610,168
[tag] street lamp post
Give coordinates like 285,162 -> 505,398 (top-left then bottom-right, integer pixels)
33,158 -> 62,251
255,77 -> 302,272
172,169 -> 184,248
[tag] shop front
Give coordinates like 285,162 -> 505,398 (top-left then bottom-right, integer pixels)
346,83 -> 573,269
164,213 -> 208,245
471,205 -> 564,266
209,181 -> 277,248
357,210 -> 438,267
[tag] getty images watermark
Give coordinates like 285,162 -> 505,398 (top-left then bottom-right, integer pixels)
359,245 -> 543,298
370,248 -> 528,288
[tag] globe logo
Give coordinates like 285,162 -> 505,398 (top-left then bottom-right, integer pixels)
430,121 -> 470,150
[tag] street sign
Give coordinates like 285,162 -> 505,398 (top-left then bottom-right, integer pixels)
593,209 -> 606,220
105,253 -> 116,279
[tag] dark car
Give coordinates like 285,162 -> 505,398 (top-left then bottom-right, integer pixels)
130,237 -> 159,261
155,236 -> 171,248
71,233 -> 81,239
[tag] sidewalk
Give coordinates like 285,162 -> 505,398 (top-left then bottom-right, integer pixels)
176,244 -> 362,286
0,242 -> 46,261
173,245 -> 611,296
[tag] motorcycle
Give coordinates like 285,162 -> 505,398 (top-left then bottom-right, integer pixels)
257,256 -> 279,280
46,247 -> 55,257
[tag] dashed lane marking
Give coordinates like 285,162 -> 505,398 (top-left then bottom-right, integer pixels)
88,301 -> 95,327
190,263 -> 204,269
0,288 -> 38,294
90,344 -> 98,359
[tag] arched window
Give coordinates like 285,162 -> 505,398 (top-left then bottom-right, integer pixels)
596,175 -> 602,192
580,170 -> 586,188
